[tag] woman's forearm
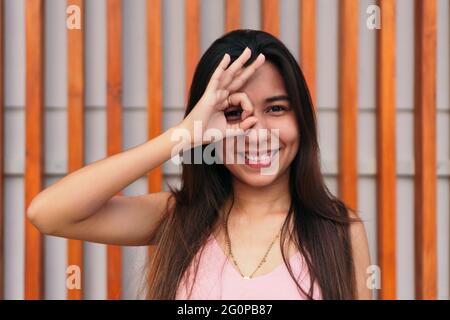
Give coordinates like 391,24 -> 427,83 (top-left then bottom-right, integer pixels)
26,125 -> 184,224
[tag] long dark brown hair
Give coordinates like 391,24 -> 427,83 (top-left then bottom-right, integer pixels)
143,29 -> 361,300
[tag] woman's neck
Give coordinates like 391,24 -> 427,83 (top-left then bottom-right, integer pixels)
229,172 -> 292,220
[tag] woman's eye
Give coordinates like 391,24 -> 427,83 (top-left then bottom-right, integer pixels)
267,105 -> 288,113
224,107 -> 243,121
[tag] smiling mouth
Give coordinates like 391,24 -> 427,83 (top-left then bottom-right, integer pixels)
236,148 -> 281,168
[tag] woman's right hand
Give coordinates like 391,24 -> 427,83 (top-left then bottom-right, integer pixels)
178,47 -> 265,146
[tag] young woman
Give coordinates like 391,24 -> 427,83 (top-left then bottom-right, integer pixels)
27,29 -> 371,300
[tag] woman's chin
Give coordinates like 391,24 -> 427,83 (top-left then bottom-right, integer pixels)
228,165 -> 283,187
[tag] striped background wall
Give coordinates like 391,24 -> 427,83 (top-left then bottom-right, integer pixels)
0,0 -> 448,300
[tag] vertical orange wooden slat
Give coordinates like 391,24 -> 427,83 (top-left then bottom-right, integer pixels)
25,0 -> 44,300
147,0 -> 162,194
106,0 -> 122,300
376,0 -> 397,300
261,0 -> 279,37
337,0 -> 358,210
225,0 -> 240,32
299,0 -> 316,107
146,0 -> 162,266
185,0 -> 200,104
413,0 -> 437,300
67,0 -> 84,300
0,0 -> 4,301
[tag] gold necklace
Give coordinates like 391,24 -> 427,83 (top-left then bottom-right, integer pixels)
223,215 -> 282,280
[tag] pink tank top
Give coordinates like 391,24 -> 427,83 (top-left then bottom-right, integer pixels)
175,234 -> 322,300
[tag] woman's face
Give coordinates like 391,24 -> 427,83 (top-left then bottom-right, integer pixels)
221,61 -> 300,187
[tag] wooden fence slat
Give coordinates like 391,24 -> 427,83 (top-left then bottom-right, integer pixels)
67,0 -> 84,300
376,0 -> 397,300
147,0 -> 162,194
185,0 -> 200,104
146,0 -> 162,275
338,0 -> 358,210
106,0 -> 122,300
25,0 -> 44,300
0,0 -> 4,301
261,0 -> 279,37
414,0 -> 437,300
299,0 -> 316,107
225,0 -> 240,32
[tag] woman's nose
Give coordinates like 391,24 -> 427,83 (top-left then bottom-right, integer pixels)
249,111 -> 267,130
244,114 -> 276,149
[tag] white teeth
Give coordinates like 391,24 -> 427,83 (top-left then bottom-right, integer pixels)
245,154 -> 269,162
241,149 -> 279,162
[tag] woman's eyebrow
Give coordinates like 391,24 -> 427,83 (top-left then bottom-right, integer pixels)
264,95 -> 290,103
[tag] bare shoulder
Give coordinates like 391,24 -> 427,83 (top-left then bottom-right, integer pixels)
140,191 -> 176,245
347,209 -> 369,256
348,210 -> 367,240
347,209 -> 372,299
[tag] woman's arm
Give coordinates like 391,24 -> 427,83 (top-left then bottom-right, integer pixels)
26,126 -> 181,246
